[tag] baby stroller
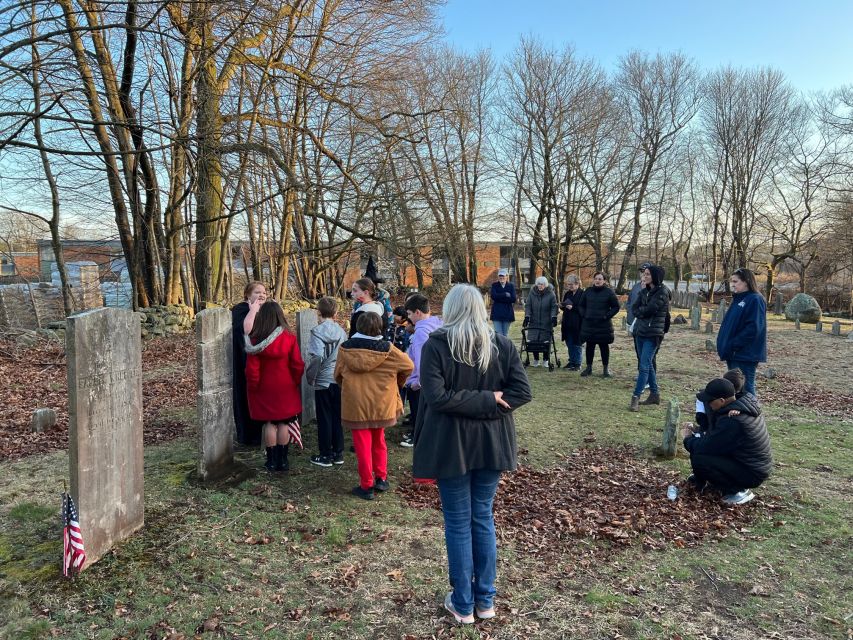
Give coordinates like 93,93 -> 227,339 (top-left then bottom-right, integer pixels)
520,326 -> 561,371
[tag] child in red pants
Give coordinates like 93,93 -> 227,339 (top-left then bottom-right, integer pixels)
334,312 -> 413,500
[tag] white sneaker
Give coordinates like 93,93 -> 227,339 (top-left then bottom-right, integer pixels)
722,489 -> 755,506
444,593 -> 474,624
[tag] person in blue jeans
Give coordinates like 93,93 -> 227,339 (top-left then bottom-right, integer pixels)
716,268 -> 767,398
629,265 -> 670,411
559,274 -> 584,369
489,269 -> 516,336
412,285 -> 531,624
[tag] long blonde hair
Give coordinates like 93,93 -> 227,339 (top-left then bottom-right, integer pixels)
442,284 -> 496,372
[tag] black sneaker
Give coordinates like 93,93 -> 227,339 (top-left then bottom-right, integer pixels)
310,454 -> 333,468
400,434 -> 414,448
332,452 -> 344,466
373,478 -> 390,492
351,486 -> 374,501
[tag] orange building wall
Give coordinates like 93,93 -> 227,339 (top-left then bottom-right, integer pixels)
12,254 -> 40,279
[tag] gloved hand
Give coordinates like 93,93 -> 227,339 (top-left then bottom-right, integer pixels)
552,317 -> 558,327
523,316 -> 530,328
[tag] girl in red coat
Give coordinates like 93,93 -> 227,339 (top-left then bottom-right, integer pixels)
244,301 -> 305,472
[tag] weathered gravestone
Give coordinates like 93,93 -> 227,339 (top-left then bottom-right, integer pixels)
705,321 -> 714,334
295,310 -> 318,424
831,321 -> 841,336
795,319 -> 801,330
816,321 -> 823,333
774,294 -> 784,315
30,407 -> 57,433
718,299 -> 728,324
621,316 -> 627,330
705,339 -> 716,352
784,293 -> 821,323
196,308 -> 237,482
690,306 -> 701,330
67,308 -> 143,570
654,398 -> 681,459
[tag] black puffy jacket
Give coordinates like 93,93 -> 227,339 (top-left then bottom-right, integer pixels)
631,285 -> 670,338
578,285 -> 620,344
684,394 -> 772,482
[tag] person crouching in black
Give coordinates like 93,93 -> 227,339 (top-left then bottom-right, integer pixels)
682,378 -> 772,506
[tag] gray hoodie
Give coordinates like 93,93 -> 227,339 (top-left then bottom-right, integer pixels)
305,319 -> 348,389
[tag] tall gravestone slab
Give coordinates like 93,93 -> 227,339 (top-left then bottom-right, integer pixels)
196,308 -> 235,481
295,310 -> 318,424
67,308 -> 143,570
831,321 -> 841,336
718,299 -> 728,323
774,294 -> 783,315
816,321 -> 823,333
690,306 -> 701,330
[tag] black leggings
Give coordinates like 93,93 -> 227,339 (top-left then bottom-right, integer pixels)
690,453 -> 763,495
586,342 -> 610,368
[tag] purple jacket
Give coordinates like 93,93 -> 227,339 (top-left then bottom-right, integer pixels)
406,315 -> 444,388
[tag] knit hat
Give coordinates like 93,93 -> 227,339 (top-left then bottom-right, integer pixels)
696,378 -> 736,405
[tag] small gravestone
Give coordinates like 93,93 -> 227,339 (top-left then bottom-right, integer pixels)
774,294 -> 783,315
295,310 -> 318,424
30,408 -> 57,433
816,321 -> 823,333
196,308 -> 238,482
67,308 -> 143,570
673,314 -> 687,325
690,306 -> 701,330
832,321 -> 841,336
621,316 -> 627,330
795,319 -> 801,330
705,339 -> 716,352
705,321 -> 714,334
711,310 -> 718,322
785,293 -> 821,323
718,299 -> 728,323
762,368 -> 778,379
654,398 -> 680,459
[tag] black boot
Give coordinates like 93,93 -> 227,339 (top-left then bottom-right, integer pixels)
275,444 -> 289,472
601,366 -> 613,378
265,447 -> 275,472
580,366 -> 593,377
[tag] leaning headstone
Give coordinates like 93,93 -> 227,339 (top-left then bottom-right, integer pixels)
690,306 -> 701,330
831,321 -> 841,336
784,293 -> 821,323
30,408 -> 57,433
705,321 -> 714,334
655,398 -> 680,459
196,308 -> 236,482
295,310 -> 318,424
67,308 -> 143,570
816,321 -> 823,333
774,294 -> 783,315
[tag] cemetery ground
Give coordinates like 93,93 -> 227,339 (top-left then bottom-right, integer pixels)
0,314 -> 851,640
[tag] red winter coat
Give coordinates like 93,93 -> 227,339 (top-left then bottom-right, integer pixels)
244,326 -> 305,421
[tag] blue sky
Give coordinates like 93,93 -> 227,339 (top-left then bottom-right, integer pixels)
440,0 -> 853,92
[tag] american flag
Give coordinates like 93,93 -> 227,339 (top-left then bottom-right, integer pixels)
62,492 -> 86,576
286,418 -> 303,449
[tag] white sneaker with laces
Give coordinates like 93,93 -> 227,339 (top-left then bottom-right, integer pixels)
722,489 -> 755,506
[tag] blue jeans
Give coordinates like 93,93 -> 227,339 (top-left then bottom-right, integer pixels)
565,336 -> 583,366
634,337 -> 660,396
727,360 -> 757,397
492,320 -> 511,337
437,469 -> 502,615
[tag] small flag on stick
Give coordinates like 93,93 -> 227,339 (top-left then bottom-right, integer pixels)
62,492 -> 86,576
286,418 -> 303,450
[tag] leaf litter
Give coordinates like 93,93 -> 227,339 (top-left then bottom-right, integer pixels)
0,334 -> 197,461
398,445 -> 782,560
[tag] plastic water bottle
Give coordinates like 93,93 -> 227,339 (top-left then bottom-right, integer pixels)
667,485 -> 678,501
